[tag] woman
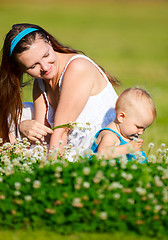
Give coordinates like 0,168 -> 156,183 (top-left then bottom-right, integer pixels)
0,23 -> 119,160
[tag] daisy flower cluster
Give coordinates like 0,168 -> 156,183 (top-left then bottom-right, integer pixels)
0,138 -> 167,237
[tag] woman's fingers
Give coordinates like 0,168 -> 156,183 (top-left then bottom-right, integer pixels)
19,120 -> 53,141
27,132 -> 46,142
38,124 -> 53,135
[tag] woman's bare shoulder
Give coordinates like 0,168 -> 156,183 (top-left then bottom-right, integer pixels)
61,56 -> 96,90
65,55 -> 96,75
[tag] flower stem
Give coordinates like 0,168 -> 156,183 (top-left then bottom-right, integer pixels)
51,123 -> 71,130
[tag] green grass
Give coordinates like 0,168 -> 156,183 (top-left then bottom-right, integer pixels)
0,230 -> 167,240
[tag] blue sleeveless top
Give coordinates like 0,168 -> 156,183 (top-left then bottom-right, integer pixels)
91,128 -> 147,163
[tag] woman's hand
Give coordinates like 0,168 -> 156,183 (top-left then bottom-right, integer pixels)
19,120 -> 53,142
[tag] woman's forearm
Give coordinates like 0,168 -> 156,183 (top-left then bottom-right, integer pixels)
49,128 -> 69,153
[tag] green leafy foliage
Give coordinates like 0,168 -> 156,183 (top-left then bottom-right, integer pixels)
0,140 -> 167,238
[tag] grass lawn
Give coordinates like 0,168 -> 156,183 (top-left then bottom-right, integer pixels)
0,230 -> 167,240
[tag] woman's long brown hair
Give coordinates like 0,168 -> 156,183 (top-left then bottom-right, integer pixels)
0,31 -> 23,143
0,23 -> 119,143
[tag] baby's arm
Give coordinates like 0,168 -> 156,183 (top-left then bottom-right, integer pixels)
97,134 -> 143,159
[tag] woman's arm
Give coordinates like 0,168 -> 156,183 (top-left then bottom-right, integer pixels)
9,132 -> 16,144
19,79 -> 53,142
49,58 -> 96,151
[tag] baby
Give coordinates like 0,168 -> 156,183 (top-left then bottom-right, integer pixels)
91,87 -> 156,162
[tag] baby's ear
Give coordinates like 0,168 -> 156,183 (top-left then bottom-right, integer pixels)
117,112 -> 126,123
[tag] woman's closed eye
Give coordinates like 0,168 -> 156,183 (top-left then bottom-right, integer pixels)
28,64 -> 36,69
44,52 -> 49,58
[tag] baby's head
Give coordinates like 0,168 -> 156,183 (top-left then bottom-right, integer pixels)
115,88 -> 156,140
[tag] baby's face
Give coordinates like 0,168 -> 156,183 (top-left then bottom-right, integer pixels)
119,104 -> 155,140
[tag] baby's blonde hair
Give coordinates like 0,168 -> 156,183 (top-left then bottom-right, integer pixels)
115,87 -> 156,118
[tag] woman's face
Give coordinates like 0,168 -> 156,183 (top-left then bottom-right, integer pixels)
17,37 -> 57,81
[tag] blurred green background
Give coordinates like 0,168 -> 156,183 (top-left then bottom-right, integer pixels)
0,1 -> 168,239
0,0 -> 168,149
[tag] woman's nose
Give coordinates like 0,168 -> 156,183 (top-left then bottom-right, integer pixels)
40,61 -> 49,71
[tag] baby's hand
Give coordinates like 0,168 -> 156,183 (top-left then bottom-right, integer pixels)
129,138 -> 143,152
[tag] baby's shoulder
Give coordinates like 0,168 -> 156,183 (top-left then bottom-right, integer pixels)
97,128 -> 119,144
96,129 -> 119,148
100,128 -> 118,139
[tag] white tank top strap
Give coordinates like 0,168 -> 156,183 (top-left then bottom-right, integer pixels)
59,54 -> 109,91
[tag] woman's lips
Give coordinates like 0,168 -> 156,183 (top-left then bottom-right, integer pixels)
45,66 -> 52,75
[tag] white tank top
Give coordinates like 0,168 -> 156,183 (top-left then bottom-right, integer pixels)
37,55 -> 118,161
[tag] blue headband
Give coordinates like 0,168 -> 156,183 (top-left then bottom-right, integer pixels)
10,28 -> 39,56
